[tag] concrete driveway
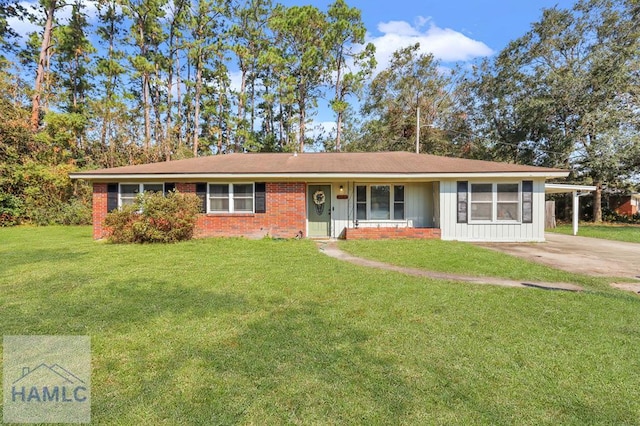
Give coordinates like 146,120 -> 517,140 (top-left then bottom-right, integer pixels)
477,233 -> 640,280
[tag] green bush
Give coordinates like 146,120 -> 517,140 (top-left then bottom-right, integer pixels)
0,193 -> 23,226
602,207 -> 640,224
104,191 -> 202,243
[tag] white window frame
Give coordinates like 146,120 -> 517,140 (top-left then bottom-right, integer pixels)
207,183 -> 255,214
355,184 -> 405,221
118,183 -> 164,208
469,182 -> 521,223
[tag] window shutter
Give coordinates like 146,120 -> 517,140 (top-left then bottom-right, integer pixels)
522,180 -> 533,223
196,183 -> 207,213
164,182 -> 176,194
107,183 -> 118,212
457,181 -> 468,223
255,182 -> 266,213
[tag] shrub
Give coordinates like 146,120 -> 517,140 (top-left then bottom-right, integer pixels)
104,191 -> 201,243
0,193 -> 23,226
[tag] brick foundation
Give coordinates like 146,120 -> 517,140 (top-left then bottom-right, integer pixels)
343,227 -> 441,240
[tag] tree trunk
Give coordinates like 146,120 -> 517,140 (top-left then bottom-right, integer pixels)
31,0 -> 57,131
237,66 -> 247,152
193,52 -> 202,157
143,73 -> 151,151
593,181 -> 603,222
298,94 -> 306,152
334,58 -> 342,151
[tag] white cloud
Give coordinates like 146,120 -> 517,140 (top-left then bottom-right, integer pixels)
367,16 -> 493,73
8,0 -> 100,39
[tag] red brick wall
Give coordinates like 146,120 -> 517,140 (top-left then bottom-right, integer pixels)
344,227 -> 441,240
92,183 -> 108,239
195,182 -> 307,238
92,182 -> 307,240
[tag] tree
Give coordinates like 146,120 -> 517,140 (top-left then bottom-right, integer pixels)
30,0 -> 58,131
185,0 -> 229,156
229,0 -> 272,152
324,0 -> 375,151
95,0 -> 128,167
359,43 -> 460,155
269,5 -> 328,152
123,0 -> 167,153
51,0 -> 95,151
466,0 -> 640,221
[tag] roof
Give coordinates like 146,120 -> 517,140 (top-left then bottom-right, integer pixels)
70,152 -> 568,180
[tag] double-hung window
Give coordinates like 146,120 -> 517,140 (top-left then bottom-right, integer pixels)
208,183 -> 254,213
119,183 -> 164,207
355,185 -> 405,220
469,183 -> 520,222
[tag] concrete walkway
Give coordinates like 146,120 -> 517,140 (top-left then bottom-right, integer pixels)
317,241 -> 583,292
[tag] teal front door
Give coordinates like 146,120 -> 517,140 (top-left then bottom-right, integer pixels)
308,185 -> 331,237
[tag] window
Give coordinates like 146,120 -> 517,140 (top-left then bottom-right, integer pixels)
356,186 -> 367,220
394,185 -> 405,220
469,183 -> 520,222
470,184 -> 492,221
496,183 -> 519,221
355,185 -> 405,220
119,183 -> 164,207
371,185 -> 390,219
208,183 -> 254,213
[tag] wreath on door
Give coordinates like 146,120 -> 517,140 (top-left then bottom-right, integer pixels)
312,190 -> 326,215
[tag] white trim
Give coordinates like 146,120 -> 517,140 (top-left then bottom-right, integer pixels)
118,182 -> 165,208
468,182 -> 521,224
545,183 -> 596,193
355,184 -> 405,221
71,171 -> 569,180
207,182 -> 255,214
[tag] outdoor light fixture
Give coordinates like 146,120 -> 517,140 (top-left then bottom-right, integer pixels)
339,185 -> 344,192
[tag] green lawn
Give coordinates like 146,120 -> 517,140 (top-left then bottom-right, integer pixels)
2,227 -> 640,424
549,223 -> 640,243
340,239 -> 611,290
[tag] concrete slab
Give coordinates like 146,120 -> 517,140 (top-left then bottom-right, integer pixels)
476,233 -> 640,280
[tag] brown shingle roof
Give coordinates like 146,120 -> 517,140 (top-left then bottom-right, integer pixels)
71,152 -> 567,177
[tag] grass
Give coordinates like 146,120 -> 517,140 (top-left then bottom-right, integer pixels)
548,223 -> 640,243
340,239 -> 612,290
1,227 -> 640,424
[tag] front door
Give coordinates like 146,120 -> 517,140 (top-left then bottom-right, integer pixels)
308,185 -> 331,237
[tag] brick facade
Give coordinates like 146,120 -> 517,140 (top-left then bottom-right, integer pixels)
91,182 -> 442,240
193,182 -> 306,239
343,227 -> 441,240
92,183 -> 109,239
91,182 -> 307,240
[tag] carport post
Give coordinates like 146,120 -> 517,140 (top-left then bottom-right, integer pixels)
572,190 -> 579,236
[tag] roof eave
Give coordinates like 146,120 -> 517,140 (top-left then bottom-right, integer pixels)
70,171 -> 569,180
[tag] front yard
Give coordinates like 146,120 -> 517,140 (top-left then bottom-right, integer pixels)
549,223 -> 640,243
2,227 -> 640,424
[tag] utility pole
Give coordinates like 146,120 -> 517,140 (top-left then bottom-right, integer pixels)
416,106 -> 420,154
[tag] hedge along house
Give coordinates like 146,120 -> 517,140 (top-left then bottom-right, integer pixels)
70,151 -> 569,242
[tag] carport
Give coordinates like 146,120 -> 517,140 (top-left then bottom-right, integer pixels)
545,183 -> 597,235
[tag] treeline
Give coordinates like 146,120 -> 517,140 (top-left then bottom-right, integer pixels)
0,0 -> 638,225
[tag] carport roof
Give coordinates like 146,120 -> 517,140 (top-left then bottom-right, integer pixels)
545,183 -> 597,194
